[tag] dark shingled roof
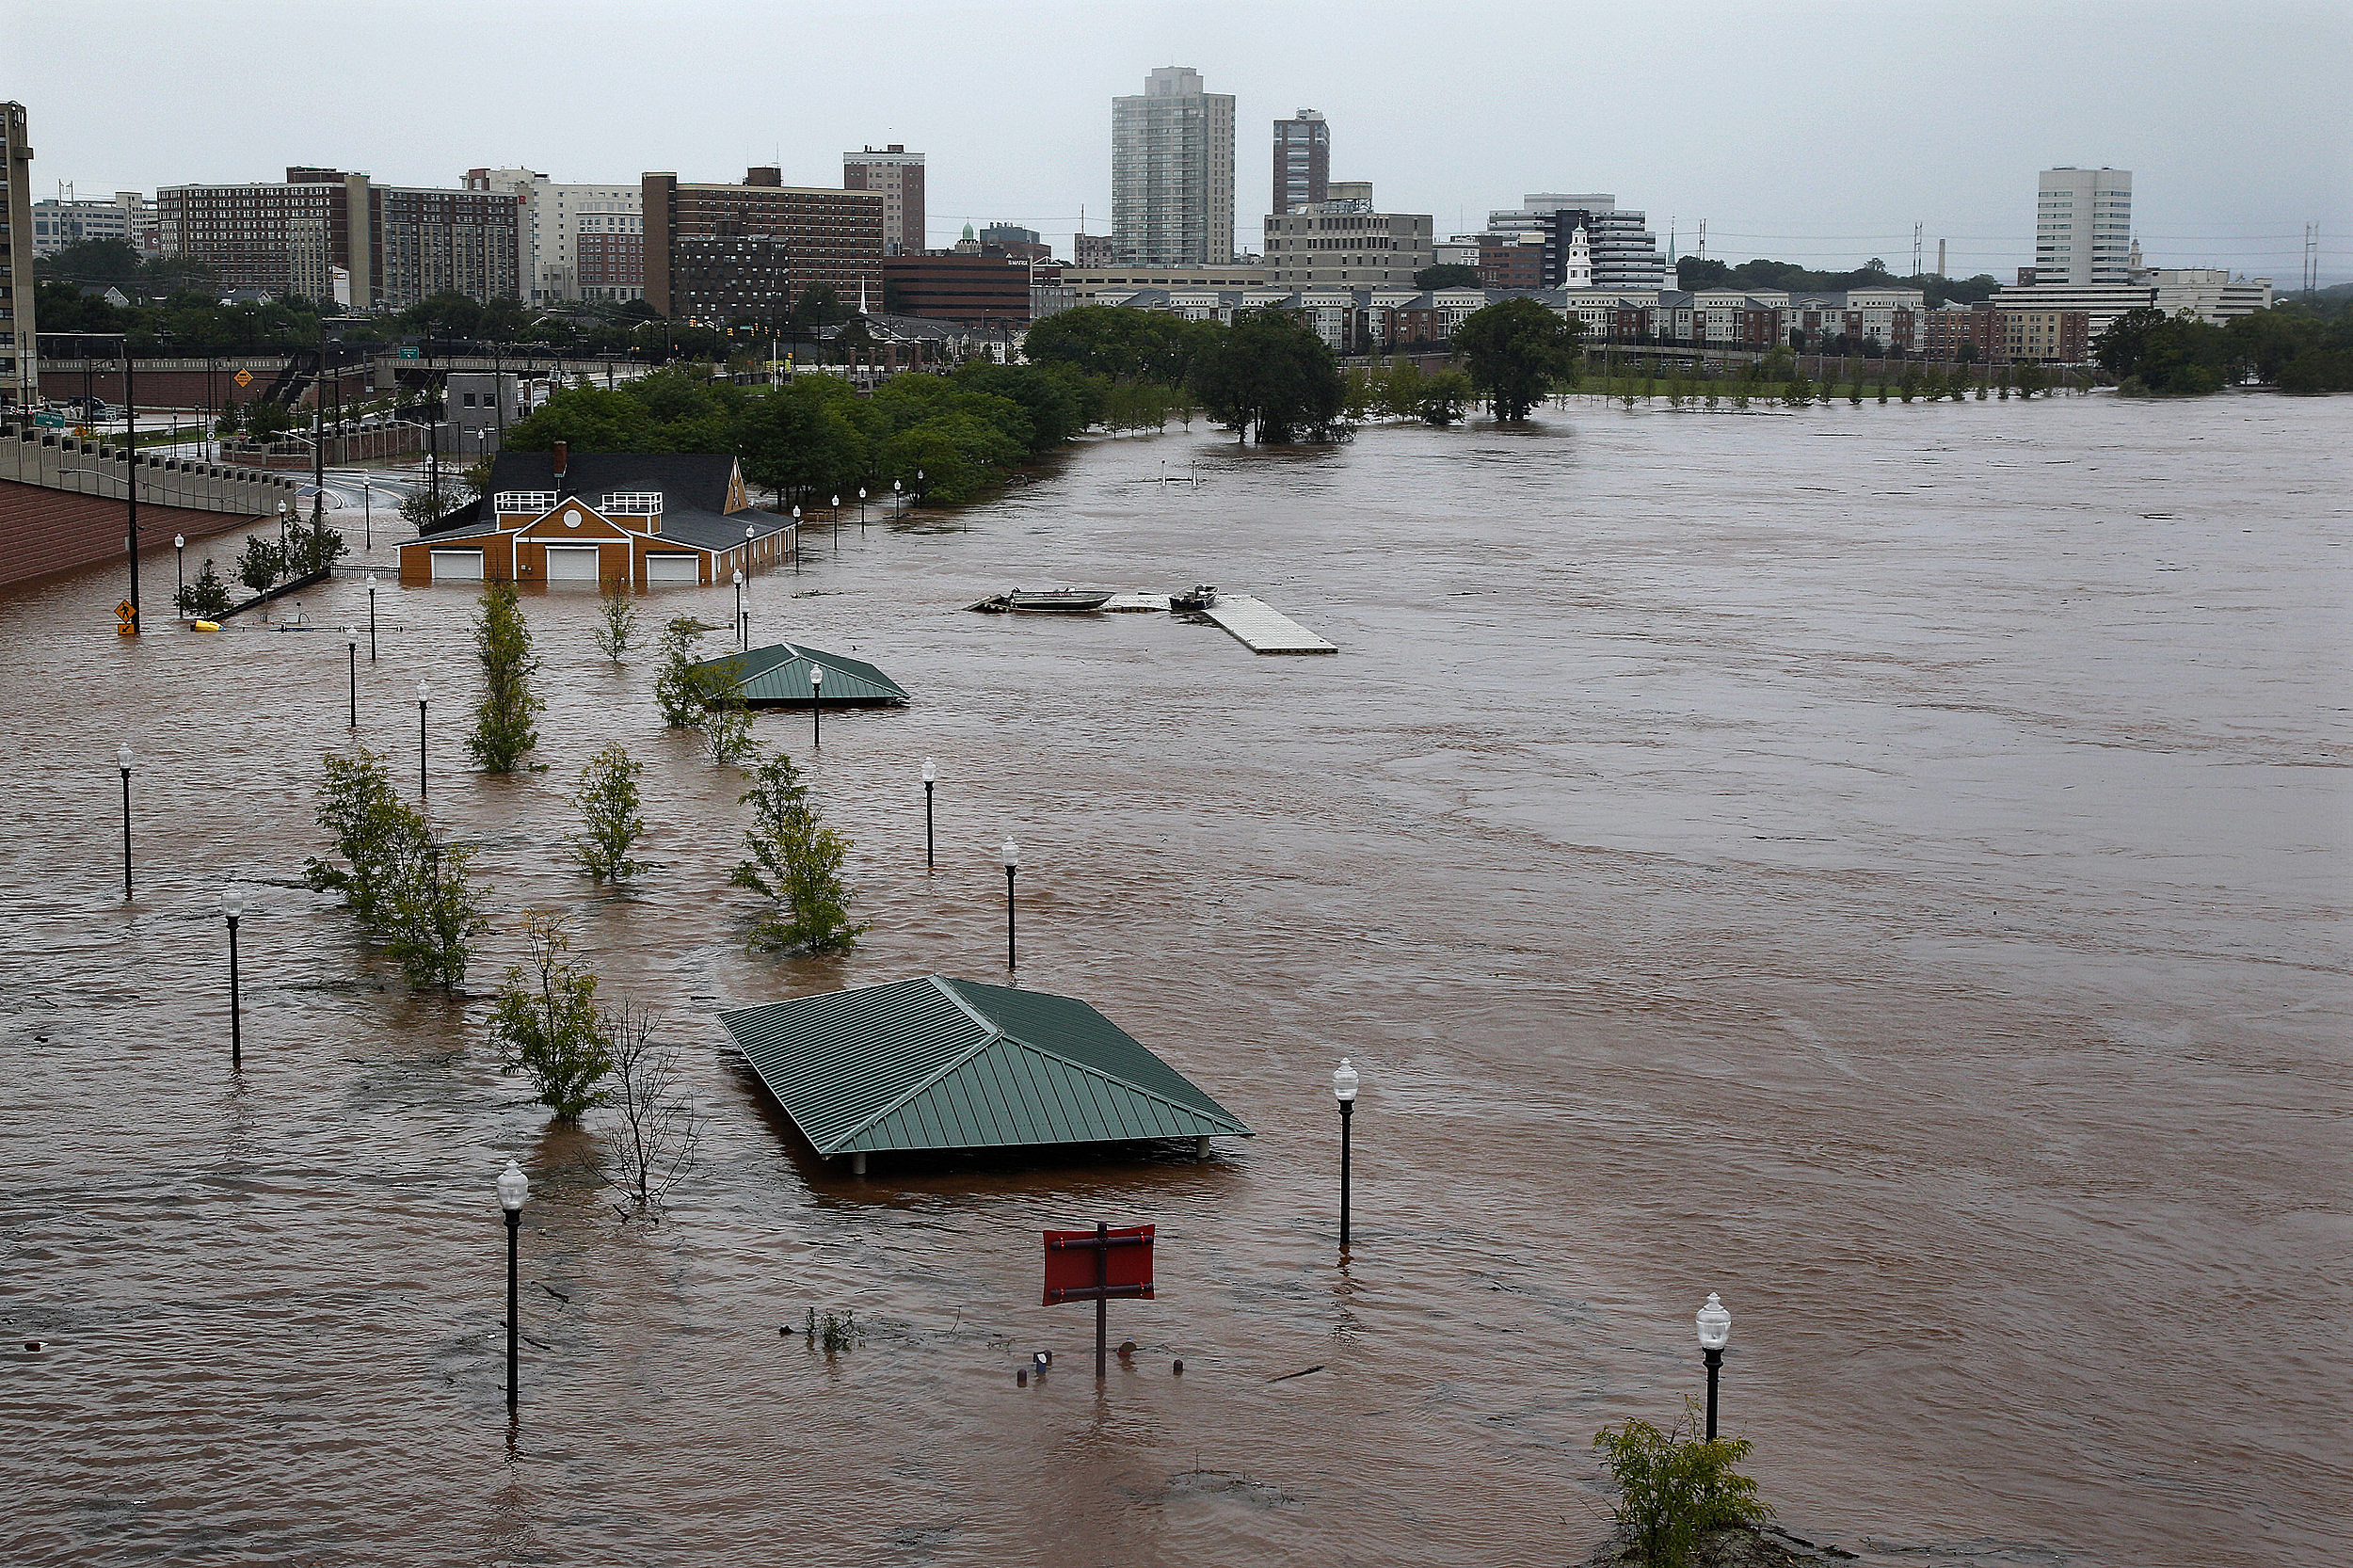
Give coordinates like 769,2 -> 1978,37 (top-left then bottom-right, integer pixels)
718,976 -> 1253,1158
421,450 -> 746,537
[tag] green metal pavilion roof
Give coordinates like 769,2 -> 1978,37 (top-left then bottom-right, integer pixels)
693,642 -> 909,707
717,976 -> 1253,1157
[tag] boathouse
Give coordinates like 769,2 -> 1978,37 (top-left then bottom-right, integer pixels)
718,976 -> 1253,1174
395,441 -> 793,588
693,642 -> 909,708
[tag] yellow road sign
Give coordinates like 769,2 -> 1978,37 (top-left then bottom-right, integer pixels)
233,369 -> 254,388
116,599 -> 138,635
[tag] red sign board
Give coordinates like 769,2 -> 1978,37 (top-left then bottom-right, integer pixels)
1042,1224 -> 1155,1305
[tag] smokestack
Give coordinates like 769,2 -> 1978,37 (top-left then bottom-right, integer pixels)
552,440 -> 568,493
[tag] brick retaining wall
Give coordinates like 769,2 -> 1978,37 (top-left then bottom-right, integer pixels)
0,479 -> 272,591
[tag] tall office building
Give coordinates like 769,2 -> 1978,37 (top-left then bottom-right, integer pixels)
843,145 -> 925,254
2035,168 -> 2132,285
1486,194 -> 1666,290
1112,67 -> 1235,266
1273,109 -> 1329,214
29,190 -> 156,257
642,168 -> 883,322
464,169 -> 643,305
2,103 -> 37,409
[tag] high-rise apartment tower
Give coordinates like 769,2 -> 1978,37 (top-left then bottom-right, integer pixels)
1112,67 -> 1235,266
1273,109 -> 1329,215
1,103 -> 37,409
2035,168 -> 2132,285
844,146 -> 925,254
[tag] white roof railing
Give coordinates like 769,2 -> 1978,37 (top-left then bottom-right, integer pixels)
602,490 -> 664,514
493,490 -> 557,514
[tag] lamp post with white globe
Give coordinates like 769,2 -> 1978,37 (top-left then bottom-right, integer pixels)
1696,1292 -> 1732,1440
416,680 -> 431,799
221,890 -> 244,1068
921,757 -> 936,872
115,744 -> 135,901
1001,839 -> 1018,969
1333,1058 -> 1360,1251
808,664 -> 823,748
497,1160 -> 529,1409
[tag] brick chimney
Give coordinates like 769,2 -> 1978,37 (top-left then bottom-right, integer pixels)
551,440 -> 568,494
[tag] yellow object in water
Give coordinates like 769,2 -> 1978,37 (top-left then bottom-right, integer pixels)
193,620 -> 221,632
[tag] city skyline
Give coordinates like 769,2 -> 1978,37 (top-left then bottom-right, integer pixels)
13,0 -> 2350,285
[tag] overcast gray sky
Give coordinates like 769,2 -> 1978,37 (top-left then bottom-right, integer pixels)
15,0 -> 2352,283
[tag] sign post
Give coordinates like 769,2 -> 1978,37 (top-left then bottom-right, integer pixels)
1044,1223 -> 1155,1380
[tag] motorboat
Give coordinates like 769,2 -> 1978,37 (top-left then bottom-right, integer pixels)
1005,589 -> 1114,613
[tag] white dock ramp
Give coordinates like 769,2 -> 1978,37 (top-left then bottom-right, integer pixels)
1102,592 -> 1173,613
1203,594 -> 1336,655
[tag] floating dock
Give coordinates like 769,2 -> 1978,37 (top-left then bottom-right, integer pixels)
1203,594 -> 1336,655
1102,593 -> 1173,613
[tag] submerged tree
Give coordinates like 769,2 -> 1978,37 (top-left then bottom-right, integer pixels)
571,742 -> 647,882
728,754 -> 867,953
653,616 -> 713,728
488,912 -> 615,1121
592,580 -> 638,664
598,1002 -> 700,1216
178,558 -> 233,618
1453,297 -> 1582,420
304,745 -> 484,989
466,582 -> 544,772
1593,1400 -> 1772,1568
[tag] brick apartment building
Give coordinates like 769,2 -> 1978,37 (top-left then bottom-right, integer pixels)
156,168 -> 519,309
642,168 -> 884,323
1477,236 -> 1543,289
1919,303 -> 2005,362
843,146 -> 924,254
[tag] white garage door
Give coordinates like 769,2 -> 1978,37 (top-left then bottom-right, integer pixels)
544,544 -> 601,582
429,550 -> 484,583
646,552 -> 700,584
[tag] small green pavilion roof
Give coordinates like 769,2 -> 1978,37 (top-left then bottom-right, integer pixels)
718,976 -> 1253,1157
693,642 -> 909,707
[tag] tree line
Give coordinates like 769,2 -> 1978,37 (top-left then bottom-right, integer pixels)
2094,299 -> 2353,394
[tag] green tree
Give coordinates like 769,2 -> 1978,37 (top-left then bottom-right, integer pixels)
1452,297 -> 1582,421
1190,308 -> 1348,442
466,583 -> 544,773
179,558 -> 233,618
729,754 -> 868,953
383,836 -> 486,991
235,535 -> 282,595
1412,263 -> 1483,290
592,581 -> 638,664
694,655 -> 757,765
572,743 -> 647,882
1420,368 -> 1475,425
653,616 -> 712,727
1593,1402 -> 1772,1568
303,746 -> 484,989
1380,359 -> 1426,419
488,912 -> 616,1121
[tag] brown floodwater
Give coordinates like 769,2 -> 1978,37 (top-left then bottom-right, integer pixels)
3,392 -> 2347,1568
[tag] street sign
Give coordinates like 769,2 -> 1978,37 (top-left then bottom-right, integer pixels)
1044,1224 -> 1156,1380
398,346 -> 421,360
232,369 -> 254,388
116,600 -> 137,636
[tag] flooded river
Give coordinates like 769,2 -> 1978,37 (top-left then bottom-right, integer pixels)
3,392 -> 2346,1567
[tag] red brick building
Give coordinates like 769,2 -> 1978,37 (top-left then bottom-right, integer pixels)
1477,237 -> 1543,290
882,253 -> 1033,324
643,168 -> 883,323
1920,303 -> 2004,362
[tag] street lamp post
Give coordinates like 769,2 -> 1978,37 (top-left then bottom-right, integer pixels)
1696,1293 -> 1731,1441
497,1159 -> 528,1410
744,523 -> 756,581
365,574 -> 379,662
1333,1057 -> 1359,1251
173,534 -> 186,613
921,757 -> 936,872
115,744 -> 135,901
732,568 -> 744,649
221,890 -> 244,1069
808,664 -> 823,748
891,478 -> 901,520
416,680 -> 431,799
856,486 -> 866,528
344,629 -> 359,729
1002,838 -> 1018,969
915,467 -> 924,506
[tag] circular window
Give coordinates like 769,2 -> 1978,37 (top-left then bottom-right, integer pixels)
564,508 -> 583,528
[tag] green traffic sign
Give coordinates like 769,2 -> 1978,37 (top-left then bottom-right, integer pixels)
398,346 -> 421,360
